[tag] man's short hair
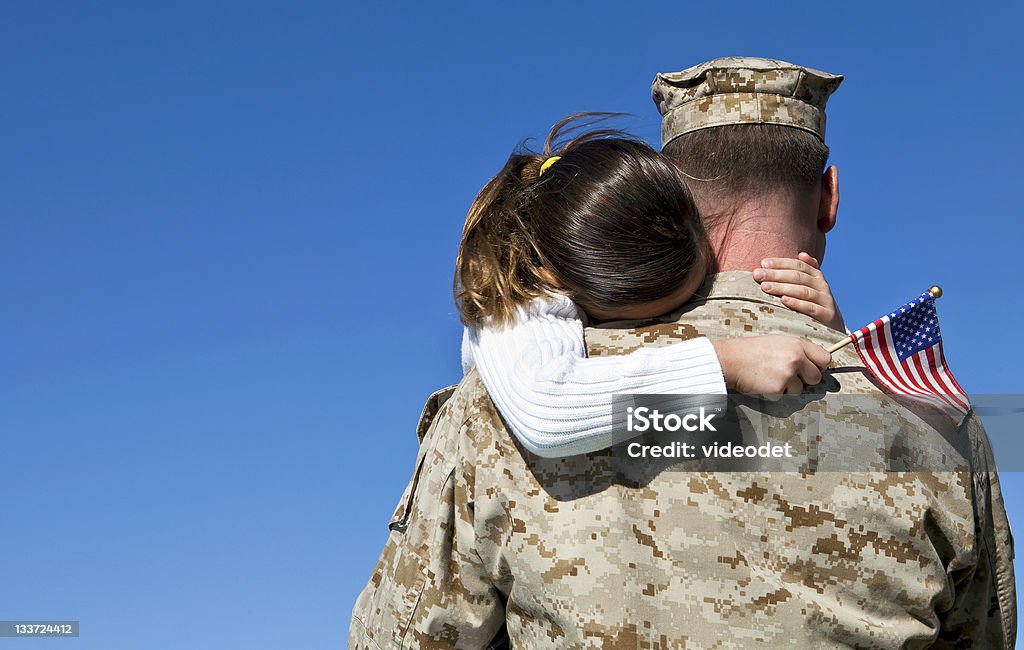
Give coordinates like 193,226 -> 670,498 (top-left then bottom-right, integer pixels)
662,124 -> 829,204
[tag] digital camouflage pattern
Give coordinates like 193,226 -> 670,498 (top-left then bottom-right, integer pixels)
652,57 -> 843,147
350,272 -> 1015,648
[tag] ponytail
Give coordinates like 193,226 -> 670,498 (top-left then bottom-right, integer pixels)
454,153 -> 550,327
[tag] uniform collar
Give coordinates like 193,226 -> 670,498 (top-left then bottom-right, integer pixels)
591,271 -> 781,330
692,271 -> 785,309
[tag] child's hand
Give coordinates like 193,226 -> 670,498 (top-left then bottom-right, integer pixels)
754,252 -> 845,331
713,336 -> 832,395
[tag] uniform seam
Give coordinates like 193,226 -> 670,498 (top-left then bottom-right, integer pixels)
349,616 -> 387,650
793,69 -> 807,100
398,464 -> 459,648
989,483 -> 1016,646
985,494 -> 1015,648
392,385 -> 460,648
970,421 -> 1014,647
668,91 -> 819,111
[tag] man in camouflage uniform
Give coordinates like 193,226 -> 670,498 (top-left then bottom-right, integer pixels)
349,58 -> 1016,648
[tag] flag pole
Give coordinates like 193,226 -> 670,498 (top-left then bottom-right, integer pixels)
827,285 -> 943,354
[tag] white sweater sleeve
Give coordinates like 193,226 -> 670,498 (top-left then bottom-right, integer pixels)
462,294 -> 726,458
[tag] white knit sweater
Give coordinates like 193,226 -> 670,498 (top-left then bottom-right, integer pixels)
462,293 -> 727,458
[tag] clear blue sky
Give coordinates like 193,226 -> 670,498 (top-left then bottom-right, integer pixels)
2,3 -> 1022,648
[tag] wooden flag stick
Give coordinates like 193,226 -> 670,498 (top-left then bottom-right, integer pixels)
826,285 -> 943,354
827,336 -> 855,354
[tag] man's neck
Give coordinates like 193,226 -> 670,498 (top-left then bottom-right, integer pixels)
710,226 -> 806,272
701,195 -> 818,272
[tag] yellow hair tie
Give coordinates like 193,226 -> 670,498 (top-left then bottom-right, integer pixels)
539,156 -> 561,176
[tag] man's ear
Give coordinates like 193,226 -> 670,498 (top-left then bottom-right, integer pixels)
818,165 -> 839,234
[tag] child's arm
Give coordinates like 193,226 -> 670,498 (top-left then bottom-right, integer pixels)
464,293 -> 832,458
463,293 -> 726,458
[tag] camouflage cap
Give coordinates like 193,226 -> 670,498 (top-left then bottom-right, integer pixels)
652,57 -> 843,147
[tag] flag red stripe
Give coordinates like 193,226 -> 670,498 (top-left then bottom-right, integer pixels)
922,347 -> 970,412
858,322 -> 928,397
873,321 -> 932,397
856,324 -> 899,391
852,326 -> 894,390
932,341 -> 967,396
863,325 -> 925,397
878,322 -> 935,397
916,349 -> 961,411
911,350 -> 968,414
901,350 -> 964,414
904,353 -> 938,396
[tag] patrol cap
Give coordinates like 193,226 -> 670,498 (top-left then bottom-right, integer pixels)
652,57 -> 843,147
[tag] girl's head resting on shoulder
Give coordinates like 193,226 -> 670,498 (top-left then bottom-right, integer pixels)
455,113 -> 710,327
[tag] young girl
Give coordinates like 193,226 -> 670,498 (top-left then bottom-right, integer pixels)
455,116 -> 839,458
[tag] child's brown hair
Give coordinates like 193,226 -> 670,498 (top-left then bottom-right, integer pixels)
454,114 -> 709,327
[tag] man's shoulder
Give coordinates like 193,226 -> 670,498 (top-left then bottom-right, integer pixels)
414,370 -> 510,457
584,272 -> 865,371
419,370 -> 497,426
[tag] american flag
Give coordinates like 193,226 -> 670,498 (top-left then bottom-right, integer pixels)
846,291 -> 970,419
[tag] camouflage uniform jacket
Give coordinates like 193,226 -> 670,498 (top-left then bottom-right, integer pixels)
350,272 -> 1016,648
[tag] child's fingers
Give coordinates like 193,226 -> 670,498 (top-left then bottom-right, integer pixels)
754,268 -> 819,287
778,294 -> 830,321
797,252 -> 821,270
801,341 -> 832,369
797,357 -> 823,386
759,281 -> 825,303
784,376 -> 805,395
760,257 -> 822,278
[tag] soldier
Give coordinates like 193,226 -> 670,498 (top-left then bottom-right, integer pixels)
349,58 -> 1016,648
